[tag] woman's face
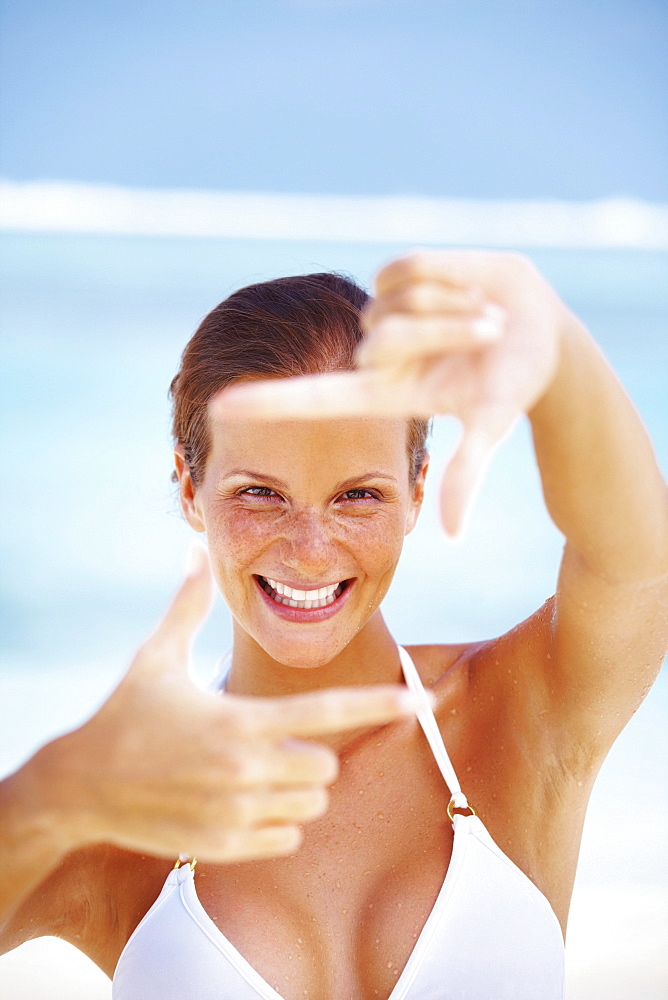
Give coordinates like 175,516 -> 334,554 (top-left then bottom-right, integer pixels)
177,410 -> 427,669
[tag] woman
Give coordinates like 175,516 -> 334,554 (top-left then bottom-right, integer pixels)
1,250 -> 666,999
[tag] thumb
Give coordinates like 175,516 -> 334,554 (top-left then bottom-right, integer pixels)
439,416 -> 514,537
131,543 -> 215,679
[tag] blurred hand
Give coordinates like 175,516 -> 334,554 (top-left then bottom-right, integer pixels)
37,547 -> 420,863
215,251 -> 565,534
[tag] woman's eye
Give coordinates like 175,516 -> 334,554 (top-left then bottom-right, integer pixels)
240,487 -> 277,498
340,489 -> 378,501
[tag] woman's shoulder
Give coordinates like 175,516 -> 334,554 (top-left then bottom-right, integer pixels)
402,639 -> 489,688
405,599 -> 557,688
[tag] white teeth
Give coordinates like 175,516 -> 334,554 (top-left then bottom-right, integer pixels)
261,577 -> 345,609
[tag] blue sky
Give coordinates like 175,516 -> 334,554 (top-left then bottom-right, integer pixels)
0,0 -> 666,199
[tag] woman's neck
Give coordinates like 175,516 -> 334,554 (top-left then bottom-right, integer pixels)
225,612 -> 403,698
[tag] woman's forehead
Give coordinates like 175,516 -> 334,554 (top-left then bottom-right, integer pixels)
206,415 -> 411,478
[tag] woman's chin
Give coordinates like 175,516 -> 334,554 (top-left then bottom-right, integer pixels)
262,639 -> 348,672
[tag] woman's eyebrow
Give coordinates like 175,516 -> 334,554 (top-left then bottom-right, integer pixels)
335,472 -> 399,490
223,470 -> 399,491
224,469 -> 291,490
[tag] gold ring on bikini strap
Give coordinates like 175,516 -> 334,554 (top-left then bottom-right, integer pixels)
173,856 -> 198,870
447,798 -> 477,823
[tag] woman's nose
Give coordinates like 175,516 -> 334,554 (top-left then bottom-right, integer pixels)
278,511 -> 338,577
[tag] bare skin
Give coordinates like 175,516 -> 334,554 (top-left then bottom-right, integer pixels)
1,251 -> 666,1000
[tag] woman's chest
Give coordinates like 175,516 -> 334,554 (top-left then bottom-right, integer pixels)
193,734 -> 455,1000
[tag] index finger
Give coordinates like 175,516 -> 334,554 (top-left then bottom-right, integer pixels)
212,370 -> 431,421
239,684 -> 431,738
373,249 -> 496,298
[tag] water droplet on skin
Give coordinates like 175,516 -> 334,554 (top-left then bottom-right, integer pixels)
377,812 -> 385,820
335,878 -> 341,889
387,961 -> 393,969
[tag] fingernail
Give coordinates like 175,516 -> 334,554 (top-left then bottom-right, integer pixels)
397,688 -> 436,715
471,303 -> 506,342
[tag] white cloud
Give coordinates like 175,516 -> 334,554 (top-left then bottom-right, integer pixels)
1,179 -> 667,248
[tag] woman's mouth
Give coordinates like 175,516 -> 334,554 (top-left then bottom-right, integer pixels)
257,575 -> 349,609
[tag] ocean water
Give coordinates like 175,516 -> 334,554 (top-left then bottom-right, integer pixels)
0,233 -> 667,997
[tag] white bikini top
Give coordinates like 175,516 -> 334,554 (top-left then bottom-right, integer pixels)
112,647 -> 565,999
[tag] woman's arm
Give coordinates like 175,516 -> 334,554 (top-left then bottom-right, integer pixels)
0,547 -> 419,947
526,307 -> 667,753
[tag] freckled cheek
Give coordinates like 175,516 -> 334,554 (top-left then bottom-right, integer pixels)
335,515 -> 406,580
204,512 -> 278,593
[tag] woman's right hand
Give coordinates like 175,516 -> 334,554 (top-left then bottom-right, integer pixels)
23,546 -> 417,864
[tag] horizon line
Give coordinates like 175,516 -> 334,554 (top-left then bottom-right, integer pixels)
1,178 -> 667,249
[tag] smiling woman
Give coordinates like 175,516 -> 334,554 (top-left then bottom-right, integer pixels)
0,254 -> 666,1000
170,274 -> 429,674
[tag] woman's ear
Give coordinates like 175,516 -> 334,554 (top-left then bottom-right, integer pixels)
174,445 -> 206,533
405,455 -> 429,535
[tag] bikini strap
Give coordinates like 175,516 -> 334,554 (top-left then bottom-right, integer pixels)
210,646 -> 471,819
398,646 -> 471,815
207,650 -> 232,693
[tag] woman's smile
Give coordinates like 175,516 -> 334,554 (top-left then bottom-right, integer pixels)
255,573 -> 355,620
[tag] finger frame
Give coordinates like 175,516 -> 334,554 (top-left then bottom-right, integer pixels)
357,309 -> 504,370
363,281 -> 483,324
212,369 -> 433,420
236,684 -> 425,739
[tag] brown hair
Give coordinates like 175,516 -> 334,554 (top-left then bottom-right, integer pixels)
170,272 -> 430,484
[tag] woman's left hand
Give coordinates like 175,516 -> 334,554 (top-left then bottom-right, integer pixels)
216,251 -> 567,534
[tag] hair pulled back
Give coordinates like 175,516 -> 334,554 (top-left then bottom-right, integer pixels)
170,272 -> 429,484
